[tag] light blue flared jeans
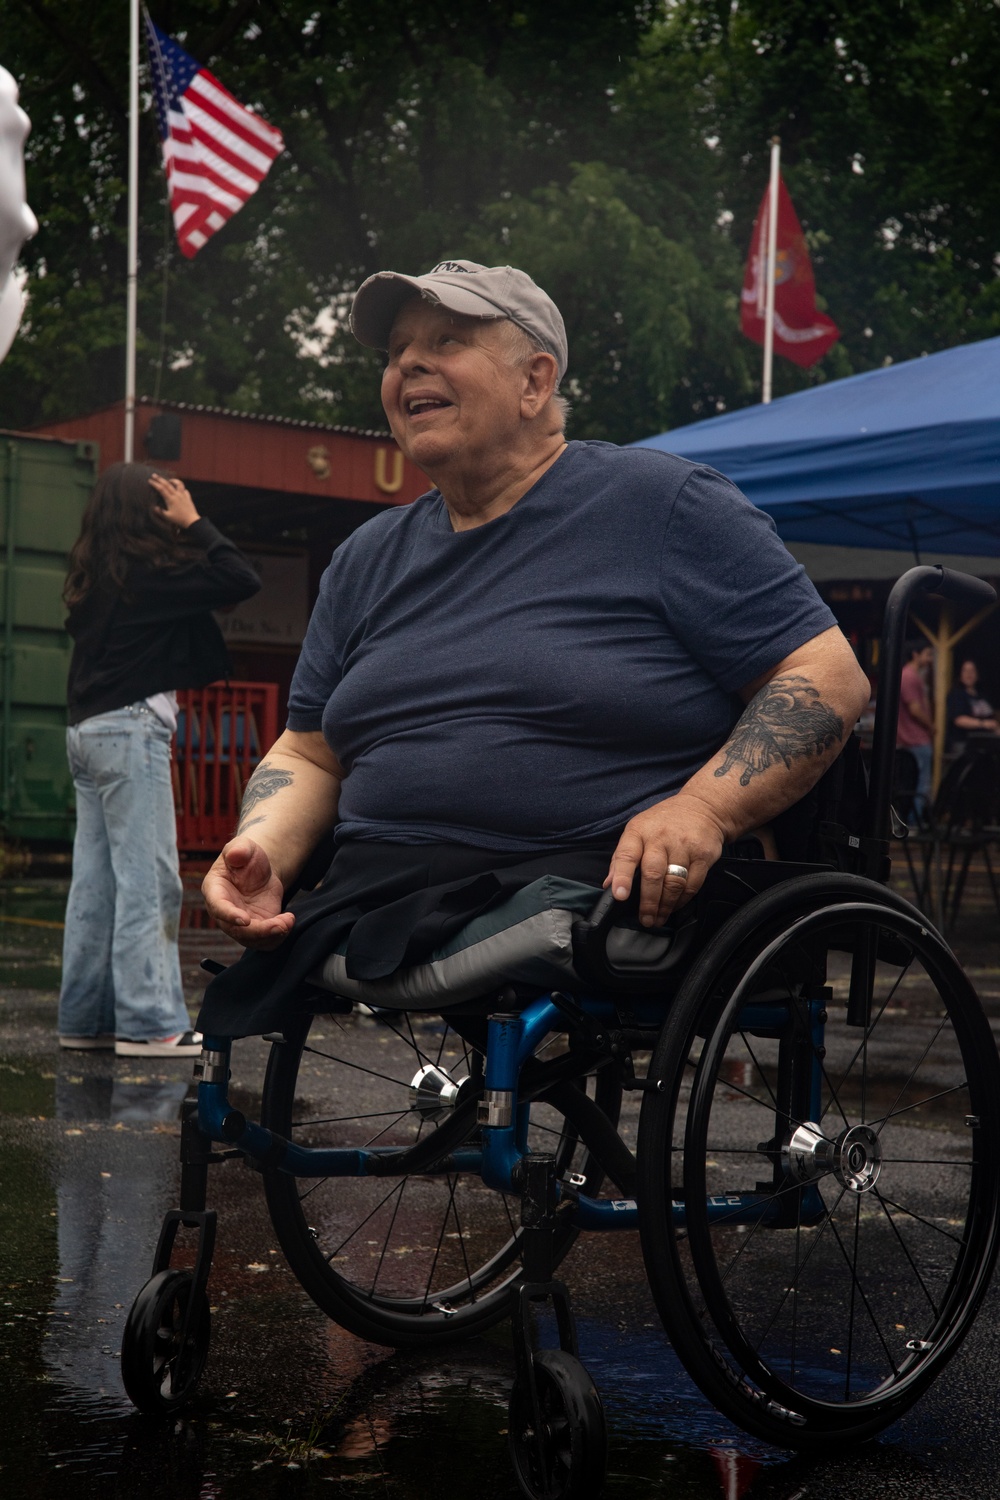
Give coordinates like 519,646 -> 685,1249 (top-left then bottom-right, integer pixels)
58,705 -> 191,1042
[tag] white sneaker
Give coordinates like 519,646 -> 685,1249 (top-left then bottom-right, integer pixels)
114,1030 -> 204,1058
59,1033 -> 116,1050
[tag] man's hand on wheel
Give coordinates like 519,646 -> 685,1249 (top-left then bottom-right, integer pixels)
202,836 -> 295,950
604,793 -> 728,928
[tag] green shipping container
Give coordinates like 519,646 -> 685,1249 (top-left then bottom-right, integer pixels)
0,433 -> 97,843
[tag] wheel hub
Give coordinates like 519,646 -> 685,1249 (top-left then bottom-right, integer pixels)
783,1121 -> 882,1194
409,1063 -> 470,1121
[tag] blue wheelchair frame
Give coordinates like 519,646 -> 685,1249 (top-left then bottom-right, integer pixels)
195,977 -> 825,1235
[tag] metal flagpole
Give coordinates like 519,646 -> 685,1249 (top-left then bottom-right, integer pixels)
124,0 -> 140,460
761,135 -> 780,405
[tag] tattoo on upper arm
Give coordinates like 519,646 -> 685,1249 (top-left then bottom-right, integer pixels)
715,675 -> 844,787
237,764 -> 293,831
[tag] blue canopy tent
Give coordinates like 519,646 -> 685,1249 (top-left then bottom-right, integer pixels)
635,337 -> 1000,557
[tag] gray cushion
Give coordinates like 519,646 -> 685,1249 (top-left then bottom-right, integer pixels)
310,875 -> 604,1008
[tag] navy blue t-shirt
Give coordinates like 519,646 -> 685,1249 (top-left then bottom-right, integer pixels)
287,441 -> 835,850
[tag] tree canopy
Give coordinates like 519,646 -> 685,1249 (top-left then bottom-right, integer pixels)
3,0 -> 999,443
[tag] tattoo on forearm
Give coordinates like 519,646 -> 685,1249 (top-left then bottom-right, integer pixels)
237,764 -> 293,831
715,675 -> 844,788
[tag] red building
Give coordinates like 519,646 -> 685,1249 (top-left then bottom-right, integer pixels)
36,397 -> 429,723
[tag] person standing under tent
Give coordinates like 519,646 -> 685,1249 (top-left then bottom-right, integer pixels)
947,659 -> 1000,751
896,640 -> 935,825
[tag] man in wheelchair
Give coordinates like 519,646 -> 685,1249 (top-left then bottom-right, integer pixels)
126,262 -> 998,1495
201,258 -> 869,1027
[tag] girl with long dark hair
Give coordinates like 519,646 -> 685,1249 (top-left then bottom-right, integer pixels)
59,462 -> 259,1055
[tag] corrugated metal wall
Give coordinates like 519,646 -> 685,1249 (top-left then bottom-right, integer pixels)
0,433 -> 96,843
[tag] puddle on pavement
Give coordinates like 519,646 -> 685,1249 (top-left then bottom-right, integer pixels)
2,877 -> 998,1499
0,1042 -> 973,1500
1,1038 -> 790,1500
0,879 -> 68,988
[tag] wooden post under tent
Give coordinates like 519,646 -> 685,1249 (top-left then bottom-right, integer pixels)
635,335 -> 1000,793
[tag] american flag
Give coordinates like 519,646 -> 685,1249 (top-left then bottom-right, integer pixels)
144,15 -> 284,259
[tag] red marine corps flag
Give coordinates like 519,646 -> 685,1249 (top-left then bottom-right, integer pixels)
741,172 -> 840,369
144,12 -> 284,258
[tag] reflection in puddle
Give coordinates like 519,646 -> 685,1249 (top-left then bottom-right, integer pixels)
2,869 -> 998,1499
0,879 -> 68,988
0,1051 -> 788,1499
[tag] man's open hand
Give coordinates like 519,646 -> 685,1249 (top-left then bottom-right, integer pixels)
202,836 -> 295,949
604,792 -> 728,927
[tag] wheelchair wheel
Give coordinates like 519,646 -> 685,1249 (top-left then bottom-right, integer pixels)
121,1269 -> 210,1414
508,1349 -> 607,1500
638,873 -> 1000,1449
260,1009 -> 621,1346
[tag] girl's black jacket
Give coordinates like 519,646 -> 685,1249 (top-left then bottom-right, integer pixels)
66,518 -> 261,726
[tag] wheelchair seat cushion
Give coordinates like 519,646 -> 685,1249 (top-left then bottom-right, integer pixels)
310,875 -> 605,1007
196,841 -> 617,1037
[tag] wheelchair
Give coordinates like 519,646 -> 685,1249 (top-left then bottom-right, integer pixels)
121,565 -> 1000,1499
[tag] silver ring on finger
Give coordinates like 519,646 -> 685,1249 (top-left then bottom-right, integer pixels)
666,863 -> 689,881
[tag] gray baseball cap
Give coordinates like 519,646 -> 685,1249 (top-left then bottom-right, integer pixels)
350,259 -> 568,380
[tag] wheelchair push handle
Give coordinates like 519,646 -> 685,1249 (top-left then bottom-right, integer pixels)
868,564 -> 997,845
933,566 -> 997,610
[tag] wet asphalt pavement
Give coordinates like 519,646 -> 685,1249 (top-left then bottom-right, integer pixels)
2,868 -> 1000,1500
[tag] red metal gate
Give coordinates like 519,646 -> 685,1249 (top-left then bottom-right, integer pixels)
172,681 -> 279,852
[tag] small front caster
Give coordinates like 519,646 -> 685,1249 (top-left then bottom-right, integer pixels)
121,1268 -> 210,1413
508,1349 -> 607,1500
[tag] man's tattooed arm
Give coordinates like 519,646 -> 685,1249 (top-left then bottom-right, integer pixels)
715,675 -> 844,788
236,763 -> 294,834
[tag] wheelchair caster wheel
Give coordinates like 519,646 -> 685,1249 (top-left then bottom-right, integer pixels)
121,1268 -> 210,1414
508,1349 -> 607,1500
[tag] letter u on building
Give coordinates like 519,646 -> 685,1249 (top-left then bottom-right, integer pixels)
374,447 -> 404,495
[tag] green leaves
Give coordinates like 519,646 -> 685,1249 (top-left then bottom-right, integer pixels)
2,0 -> 998,440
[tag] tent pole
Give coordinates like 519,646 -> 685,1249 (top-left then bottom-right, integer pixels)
932,603 -> 952,799
124,0 -> 139,462
762,136 -> 780,405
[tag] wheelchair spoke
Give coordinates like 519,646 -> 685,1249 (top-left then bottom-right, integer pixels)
826,1202 -> 900,1387
263,1008 -> 622,1336
301,1045 -> 412,1091
870,1012 -> 955,1135
871,1191 -> 966,1247
879,1156 -> 974,1168
646,893 -> 1000,1430
500,1192 -> 518,1239
421,1174 -> 462,1310
294,1109 -> 417,1127
297,1177 -> 329,1203
872,1190 -> 941,1318
447,1179 -> 477,1304
369,1180 -> 409,1295
326,1180 -> 407,1261
820,961 -> 911,1125
773,957 -> 852,1133
376,1013 -> 441,1074
363,1108 -> 415,1148
720,1185 -> 855,1379
869,1081 -> 970,1131
727,1182 -> 848,1322
700,1146 -> 777,1156
735,1031 -> 780,1114
711,1072 -> 779,1114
